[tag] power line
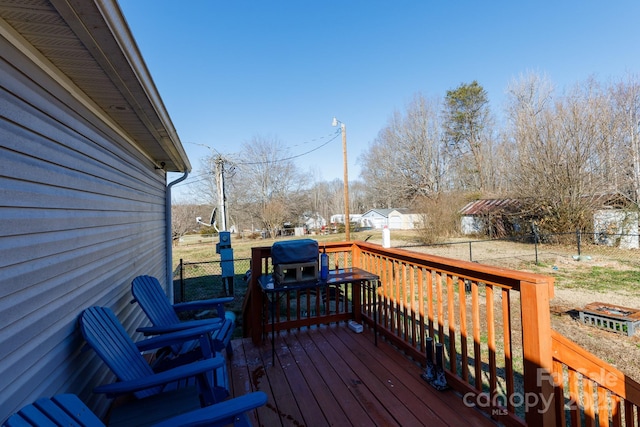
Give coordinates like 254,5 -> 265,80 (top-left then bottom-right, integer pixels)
177,130 -> 342,185
236,130 -> 341,166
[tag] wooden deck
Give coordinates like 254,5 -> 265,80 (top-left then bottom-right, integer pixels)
227,323 -> 498,427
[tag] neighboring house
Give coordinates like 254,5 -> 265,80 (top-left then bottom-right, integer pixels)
459,199 -> 523,236
360,208 -> 421,230
301,212 -> 327,230
461,196 -> 639,244
330,213 -> 362,225
1,1 -> 190,421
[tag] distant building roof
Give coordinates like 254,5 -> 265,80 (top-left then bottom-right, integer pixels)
362,208 -> 413,218
459,199 -> 522,216
460,194 -> 638,217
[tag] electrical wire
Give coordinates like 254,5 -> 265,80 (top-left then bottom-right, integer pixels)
236,130 -> 341,166
174,129 -> 342,186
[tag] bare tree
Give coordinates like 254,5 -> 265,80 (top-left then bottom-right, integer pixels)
232,135 -> 309,234
609,74 -> 640,204
505,73 -> 618,232
171,203 -> 213,242
359,93 -> 448,207
260,198 -> 289,238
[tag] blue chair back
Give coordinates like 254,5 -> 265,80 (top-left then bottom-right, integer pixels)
79,306 -> 161,399
131,275 -> 182,326
131,275 -> 186,355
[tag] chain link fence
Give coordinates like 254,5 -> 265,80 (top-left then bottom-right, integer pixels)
398,231 -> 640,270
172,257 -> 251,337
173,258 -> 252,302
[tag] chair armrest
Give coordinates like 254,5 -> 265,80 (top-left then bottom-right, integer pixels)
136,318 -> 222,336
94,356 -> 225,396
151,391 -> 268,427
172,297 -> 234,313
134,324 -> 220,352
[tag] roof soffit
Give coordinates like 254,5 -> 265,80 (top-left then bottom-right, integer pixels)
0,0 -> 190,172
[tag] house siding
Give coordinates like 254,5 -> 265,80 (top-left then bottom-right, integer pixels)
1,36 -> 169,418
360,209 -> 419,230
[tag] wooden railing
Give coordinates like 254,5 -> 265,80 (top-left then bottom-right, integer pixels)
241,240 -> 640,426
243,243 -> 358,340
551,330 -> 640,426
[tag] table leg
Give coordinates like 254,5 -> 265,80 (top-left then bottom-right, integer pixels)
271,296 -> 275,363
353,281 -> 361,324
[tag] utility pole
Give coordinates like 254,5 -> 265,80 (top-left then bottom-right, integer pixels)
333,117 -> 350,241
215,156 -> 227,231
342,123 -> 350,241
214,155 -> 234,294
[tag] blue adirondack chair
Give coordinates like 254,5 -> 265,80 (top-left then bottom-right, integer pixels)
3,392 -> 267,427
78,306 -> 228,405
131,275 -> 236,357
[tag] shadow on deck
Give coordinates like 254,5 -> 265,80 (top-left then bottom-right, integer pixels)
227,323 -> 498,427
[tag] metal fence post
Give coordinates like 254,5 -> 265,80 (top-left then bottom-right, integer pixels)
576,229 -> 581,257
179,258 -> 184,303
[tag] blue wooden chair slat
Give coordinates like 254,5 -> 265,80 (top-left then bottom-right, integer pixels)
78,306 -> 228,404
79,306 -> 159,398
4,395 -> 102,427
152,391 -> 268,427
5,405 -> 60,427
3,392 -> 268,427
50,395 -> 104,426
131,275 -> 235,357
33,398 -> 88,427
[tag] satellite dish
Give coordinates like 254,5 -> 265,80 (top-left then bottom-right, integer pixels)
195,207 -> 219,232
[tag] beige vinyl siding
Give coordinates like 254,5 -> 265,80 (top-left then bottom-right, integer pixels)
0,34 -> 169,418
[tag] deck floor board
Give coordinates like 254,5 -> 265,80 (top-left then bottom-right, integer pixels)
228,324 -> 498,427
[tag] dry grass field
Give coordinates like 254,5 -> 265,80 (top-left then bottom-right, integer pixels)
174,230 -> 640,382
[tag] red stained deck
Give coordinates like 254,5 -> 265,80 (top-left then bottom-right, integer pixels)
227,324 -> 498,427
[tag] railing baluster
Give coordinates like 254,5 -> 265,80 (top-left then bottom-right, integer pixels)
584,378 -> 595,427
427,269 -> 435,339
417,267 -> 425,353
486,285 -> 498,415
472,281 -> 482,391
569,367 -> 580,427
402,263 -> 410,342
502,287 -> 514,414
598,387 -> 609,427
611,394 -> 621,427
458,276 -> 469,382
553,360 -> 567,426
446,274 -> 456,374
394,260 -> 401,336
409,265 -> 417,346
436,271 -> 445,344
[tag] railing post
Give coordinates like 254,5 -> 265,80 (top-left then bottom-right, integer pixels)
351,242 -> 362,268
519,279 -> 557,426
249,247 -> 266,345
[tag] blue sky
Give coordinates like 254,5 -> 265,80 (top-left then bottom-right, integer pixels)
117,1 -> 640,200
